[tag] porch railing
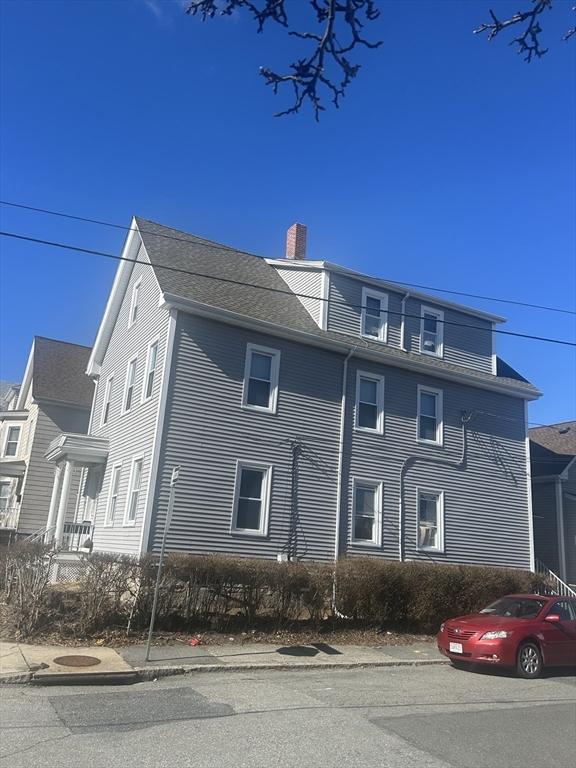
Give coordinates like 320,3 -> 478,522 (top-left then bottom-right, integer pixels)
535,559 -> 576,598
62,522 -> 92,552
0,506 -> 19,530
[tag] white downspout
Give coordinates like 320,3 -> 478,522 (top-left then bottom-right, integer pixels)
332,347 -> 354,619
334,347 -> 355,561
400,293 -> 410,351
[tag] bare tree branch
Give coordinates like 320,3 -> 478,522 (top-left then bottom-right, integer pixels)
186,0 -> 382,120
473,0 -> 576,62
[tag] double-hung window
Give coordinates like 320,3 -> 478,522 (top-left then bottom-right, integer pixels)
123,357 -> 138,413
352,480 -> 382,545
232,462 -> 272,536
417,489 -> 444,552
361,287 -> 388,342
101,376 -> 114,426
417,386 -> 443,445
242,344 -> 280,413
420,306 -> 444,357
355,372 -> 385,434
3,425 -> 21,457
143,339 -> 159,401
105,464 -> 122,526
129,278 -> 141,327
124,458 -> 143,525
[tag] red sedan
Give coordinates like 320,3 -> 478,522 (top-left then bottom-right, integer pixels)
437,594 -> 576,678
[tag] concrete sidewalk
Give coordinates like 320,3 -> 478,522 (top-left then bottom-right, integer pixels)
0,639 -> 446,685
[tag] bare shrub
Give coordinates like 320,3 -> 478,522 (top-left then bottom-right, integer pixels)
3,542 -> 54,638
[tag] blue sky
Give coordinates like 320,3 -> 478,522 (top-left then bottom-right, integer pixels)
1,0 -> 574,425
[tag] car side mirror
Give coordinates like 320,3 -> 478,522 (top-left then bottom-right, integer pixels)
544,614 -> 560,623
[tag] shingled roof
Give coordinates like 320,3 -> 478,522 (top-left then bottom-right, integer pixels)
135,217 -> 539,398
530,421 -> 576,477
31,337 -> 94,409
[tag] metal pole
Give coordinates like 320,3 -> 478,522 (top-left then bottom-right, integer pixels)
145,466 -> 180,662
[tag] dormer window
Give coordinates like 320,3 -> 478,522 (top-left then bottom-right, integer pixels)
361,288 -> 388,342
129,278 -> 142,327
420,306 -> 444,357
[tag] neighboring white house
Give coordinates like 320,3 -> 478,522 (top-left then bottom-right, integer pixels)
45,217 -> 545,575
0,337 -> 94,543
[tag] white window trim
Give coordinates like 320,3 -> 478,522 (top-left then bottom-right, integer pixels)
104,462 -> 122,527
128,277 -> 142,328
355,370 -> 385,435
122,355 -> 138,415
100,373 -> 114,427
416,487 -> 445,553
361,287 -> 388,343
420,305 -> 444,358
123,456 -> 144,527
417,385 -> 443,446
141,336 -> 160,404
319,270 -> 329,331
351,478 -> 383,547
2,424 -> 21,457
231,460 -> 273,537
241,343 -> 281,414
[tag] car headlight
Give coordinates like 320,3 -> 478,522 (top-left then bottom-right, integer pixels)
481,630 -> 511,640
440,623 -> 445,632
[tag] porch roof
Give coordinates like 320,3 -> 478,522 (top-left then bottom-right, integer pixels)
0,458 -> 26,477
45,433 -> 109,466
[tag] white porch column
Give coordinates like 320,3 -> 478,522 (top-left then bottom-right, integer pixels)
45,463 -> 64,543
54,460 -> 74,548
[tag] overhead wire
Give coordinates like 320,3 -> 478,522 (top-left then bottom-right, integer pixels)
1,199 -> 575,316
1,229 -> 575,349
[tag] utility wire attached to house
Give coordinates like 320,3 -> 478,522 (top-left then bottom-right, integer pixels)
1,198 -> 575,316
1,229 -> 575,349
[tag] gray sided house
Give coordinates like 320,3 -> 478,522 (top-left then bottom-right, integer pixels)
0,337 -> 93,540
530,422 -> 576,589
52,217 -> 542,572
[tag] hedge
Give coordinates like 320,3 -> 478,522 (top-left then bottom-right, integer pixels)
1,545 -> 547,639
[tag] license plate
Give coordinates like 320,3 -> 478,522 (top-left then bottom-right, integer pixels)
449,642 -> 463,654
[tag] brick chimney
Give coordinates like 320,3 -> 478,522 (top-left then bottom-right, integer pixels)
286,222 -> 307,260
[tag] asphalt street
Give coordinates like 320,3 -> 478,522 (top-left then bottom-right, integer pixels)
0,664 -> 574,768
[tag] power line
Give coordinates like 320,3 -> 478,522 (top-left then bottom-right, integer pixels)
2,229 -> 575,349
1,199 -> 575,316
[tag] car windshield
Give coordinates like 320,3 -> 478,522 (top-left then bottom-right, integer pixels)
480,597 -> 546,619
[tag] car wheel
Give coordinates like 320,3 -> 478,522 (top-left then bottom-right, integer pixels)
517,642 -> 543,679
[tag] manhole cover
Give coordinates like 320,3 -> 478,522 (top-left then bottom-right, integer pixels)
53,655 -> 102,668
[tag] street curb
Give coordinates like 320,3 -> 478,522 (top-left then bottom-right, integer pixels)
1,657 -> 448,685
0,672 -> 33,685
134,657 -> 449,681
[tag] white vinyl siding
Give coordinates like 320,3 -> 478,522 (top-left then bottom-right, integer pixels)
417,489 -> 444,552
143,339 -> 159,402
361,287 -> 388,342
101,375 -> 114,426
420,306 -> 444,357
104,464 -> 122,526
3,425 -> 21,457
355,372 -> 385,434
124,457 -> 143,526
231,462 -> 272,536
242,344 -> 280,413
417,385 -> 443,445
128,278 -> 142,327
352,480 -> 382,545
123,356 -> 138,414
